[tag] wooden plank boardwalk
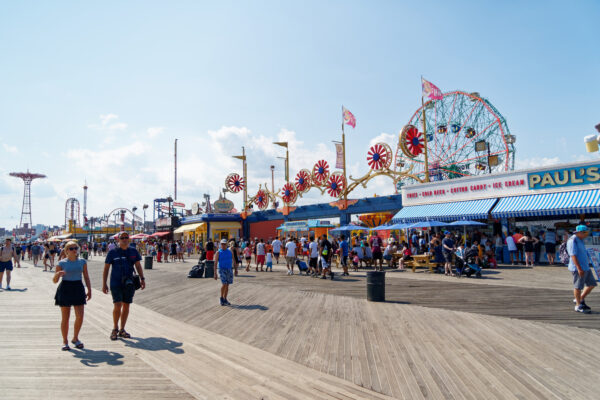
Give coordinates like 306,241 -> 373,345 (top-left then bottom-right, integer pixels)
0,264 -> 395,400
73,258 -> 600,399
4,259 -> 600,399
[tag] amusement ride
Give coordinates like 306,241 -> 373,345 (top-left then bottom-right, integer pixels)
224,84 -> 516,217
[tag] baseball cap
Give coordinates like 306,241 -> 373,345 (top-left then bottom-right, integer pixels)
444,231 -> 451,235
118,232 -> 130,238
575,225 -> 589,232
220,239 -> 228,244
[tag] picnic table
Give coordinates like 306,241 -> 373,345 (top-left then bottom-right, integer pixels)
406,253 -> 437,273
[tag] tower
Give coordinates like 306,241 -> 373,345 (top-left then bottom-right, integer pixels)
9,170 -> 46,232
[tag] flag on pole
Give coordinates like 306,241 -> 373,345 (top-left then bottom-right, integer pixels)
421,77 -> 443,100
335,143 -> 344,169
342,106 -> 356,128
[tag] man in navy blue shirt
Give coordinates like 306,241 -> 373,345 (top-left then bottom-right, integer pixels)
442,231 -> 456,276
102,231 -> 146,340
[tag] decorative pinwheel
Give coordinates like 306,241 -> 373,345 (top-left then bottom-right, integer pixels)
295,169 -> 312,193
254,189 -> 269,210
312,160 -> 330,185
401,125 -> 424,158
225,173 -> 245,193
326,172 -> 346,198
367,143 -> 393,170
281,182 -> 297,205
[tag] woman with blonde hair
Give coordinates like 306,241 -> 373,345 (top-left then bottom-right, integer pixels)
53,240 -> 92,351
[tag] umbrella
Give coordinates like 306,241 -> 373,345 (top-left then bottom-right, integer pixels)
371,223 -> 410,231
329,225 -> 370,235
406,220 -> 448,229
448,220 -> 487,245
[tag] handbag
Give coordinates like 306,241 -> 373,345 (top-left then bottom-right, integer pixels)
132,272 -> 142,290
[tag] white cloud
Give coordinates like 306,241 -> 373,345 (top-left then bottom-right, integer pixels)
369,132 -> 396,147
3,144 -> 18,153
147,127 -> 165,138
515,157 -> 561,170
100,113 -> 119,125
89,114 -> 128,134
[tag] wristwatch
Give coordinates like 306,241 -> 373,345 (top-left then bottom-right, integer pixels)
140,277 -> 145,281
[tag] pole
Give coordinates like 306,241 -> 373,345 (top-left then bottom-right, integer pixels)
174,139 -> 178,200
421,97 -> 430,182
341,107 -> 348,205
285,147 -> 289,182
242,147 -> 247,211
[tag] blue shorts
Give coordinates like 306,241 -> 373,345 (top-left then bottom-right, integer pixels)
0,260 -> 13,272
219,268 -> 233,285
110,285 -> 135,304
266,262 -> 273,269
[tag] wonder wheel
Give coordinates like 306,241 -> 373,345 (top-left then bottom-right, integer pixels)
394,91 -> 515,182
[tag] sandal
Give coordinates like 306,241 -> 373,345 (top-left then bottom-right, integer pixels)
61,344 -> 70,351
118,329 -> 131,338
71,339 -> 84,349
110,329 -> 119,341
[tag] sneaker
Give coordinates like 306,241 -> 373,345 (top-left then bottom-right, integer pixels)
574,304 -> 591,314
5,286 -> 10,290
223,299 -> 231,306
219,297 -> 225,306
581,302 -> 591,311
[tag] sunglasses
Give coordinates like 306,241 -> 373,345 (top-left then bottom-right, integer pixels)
120,237 -> 129,240
68,247 -> 78,251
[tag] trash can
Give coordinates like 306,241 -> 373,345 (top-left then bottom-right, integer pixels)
144,256 -> 153,270
366,271 -> 385,302
81,251 -> 88,260
204,260 -> 215,278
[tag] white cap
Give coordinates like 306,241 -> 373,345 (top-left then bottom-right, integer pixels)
220,239 -> 228,244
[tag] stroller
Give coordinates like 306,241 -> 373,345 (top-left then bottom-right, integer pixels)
455,247 -> 482,278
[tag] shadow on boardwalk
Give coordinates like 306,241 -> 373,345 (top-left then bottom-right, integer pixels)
71,348 -> 125,367
122,336 -> 185,354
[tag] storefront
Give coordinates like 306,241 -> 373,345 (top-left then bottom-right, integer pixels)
177,213 -> 242,244
276,219 -> 335,239
394,159 -> 600,262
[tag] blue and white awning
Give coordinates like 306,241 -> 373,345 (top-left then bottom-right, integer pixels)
490,189 -> 600,218
392,198 -> 498,223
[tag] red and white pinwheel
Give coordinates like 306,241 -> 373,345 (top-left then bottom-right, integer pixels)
312,160 -> 330,185
326,172 -> 346,198
295,169 -> 312,193
254,189 -> 269,210
367,143 -> 393,170
400,125 -> 424,158
225,173 -> 245,193
280,182 -> 297,205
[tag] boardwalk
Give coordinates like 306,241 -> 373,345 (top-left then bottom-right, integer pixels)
2,258 -> 600,399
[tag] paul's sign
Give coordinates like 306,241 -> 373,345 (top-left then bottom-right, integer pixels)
528,164 -> 600,190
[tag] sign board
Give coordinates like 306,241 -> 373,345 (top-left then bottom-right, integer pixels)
283,221 -> 309,232
213,197 -> 234,213
155,217 -> 173,228
528,164 -> 600,190
402,159 -> 600,207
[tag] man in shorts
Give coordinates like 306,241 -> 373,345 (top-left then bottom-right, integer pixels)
102,232 -> 146,340
214,239 -> 237,306
0,238 -> 18,290
442,231 -> 456,276
319,234 -> 333,280
256,238 -> 266,271
339,235 -> 349,276
271,237 -> 282,264
308,236 -> 319,276
285,237 -> 297,275
370,233 -> 383,271
31,242 -> 42,266
568,225 -> 596,313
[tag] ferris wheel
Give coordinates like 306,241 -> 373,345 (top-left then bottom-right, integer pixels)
395,91 -> 515,183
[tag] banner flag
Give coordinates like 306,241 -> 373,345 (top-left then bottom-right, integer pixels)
335,143 -> 344,169
342,106 -> 356,128
421,77 -> 443,100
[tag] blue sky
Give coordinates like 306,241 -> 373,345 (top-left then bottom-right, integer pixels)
0,0 -> 598,229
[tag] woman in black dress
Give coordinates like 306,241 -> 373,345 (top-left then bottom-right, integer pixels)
518,232 -> 539,267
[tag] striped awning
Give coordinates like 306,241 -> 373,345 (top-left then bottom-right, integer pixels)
392,198 -> 498,223
490,189 -> 600,218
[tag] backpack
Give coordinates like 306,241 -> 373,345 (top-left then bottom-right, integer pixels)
188,264 -> 204,278
558,238 -> 571,265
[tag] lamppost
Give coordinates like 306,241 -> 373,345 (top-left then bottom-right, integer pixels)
270,165 -> 276,209
142,204 -> 148,233
273,142 -> 289,182
132,206 -> 138,234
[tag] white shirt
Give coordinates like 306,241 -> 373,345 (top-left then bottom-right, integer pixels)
108,243 -> 116,251
285,241 -> 296,257
309,241 -> 318,258
266,253 -> 272,263
257,242 -> 265,255
272,240 -> 282,253
506,236 -> 517,251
